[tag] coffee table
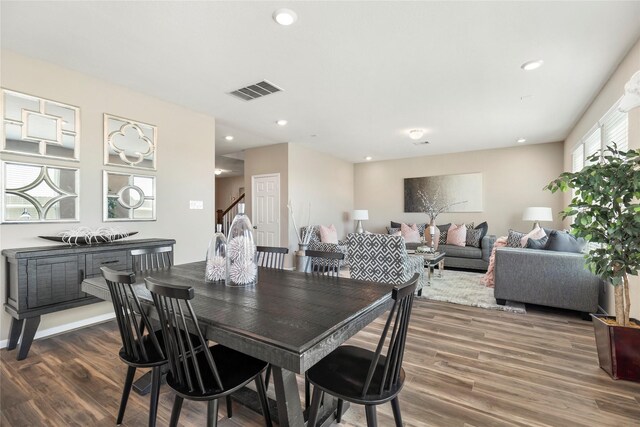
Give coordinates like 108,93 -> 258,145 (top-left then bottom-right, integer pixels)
420,251 -> 446,283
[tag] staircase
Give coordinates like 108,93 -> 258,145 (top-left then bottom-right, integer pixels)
216,193 -> 245,233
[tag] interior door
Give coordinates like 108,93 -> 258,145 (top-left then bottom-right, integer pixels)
252,174 -> 280,246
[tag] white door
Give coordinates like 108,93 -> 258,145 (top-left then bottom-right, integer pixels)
252,174 -> 280,246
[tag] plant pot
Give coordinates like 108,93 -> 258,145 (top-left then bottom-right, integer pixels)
591,314 -> 640,382
296,243 -> 309,272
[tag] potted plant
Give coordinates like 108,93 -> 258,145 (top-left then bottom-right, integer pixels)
546,143 -> 640,381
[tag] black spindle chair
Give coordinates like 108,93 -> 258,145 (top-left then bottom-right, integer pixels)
131,246 -> 173,272
256,246 -> 289,269
144,277 -> 272,427
306,273 -> 419,427
305,249 -> 344,278
101,267 -> 167,427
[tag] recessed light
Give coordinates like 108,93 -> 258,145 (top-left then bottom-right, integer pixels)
521,60 -> 544,71
214,169 -> 223,176
273,8 -> 297,26
517,137 -> 527,143
408,129 -> 424,140
364,156 -> 373,161
276,119 -> 288,126
225,135 -> 234,141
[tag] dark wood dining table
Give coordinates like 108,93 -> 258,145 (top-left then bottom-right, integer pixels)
82,261 -> 394,427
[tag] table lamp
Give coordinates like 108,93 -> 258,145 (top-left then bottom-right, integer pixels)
522,207 -> 553,229
353,210 -> 369,233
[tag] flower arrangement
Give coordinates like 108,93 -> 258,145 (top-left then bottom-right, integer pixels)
417,187 -> 466,222
287,201 -> 314,246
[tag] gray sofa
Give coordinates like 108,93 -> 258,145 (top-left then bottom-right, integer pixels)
406,234 -> 496,271
494,247 -> 602,315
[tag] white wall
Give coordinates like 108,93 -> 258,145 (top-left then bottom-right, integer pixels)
0,51 -> 216,341
354,142 -> 565,237
563,38 -> 640,318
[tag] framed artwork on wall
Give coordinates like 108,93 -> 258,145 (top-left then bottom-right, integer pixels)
103,170 -> 156,221
404,172 -> 483,213
104,113 -> 157,170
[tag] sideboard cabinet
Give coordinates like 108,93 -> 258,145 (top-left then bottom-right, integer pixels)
2,238 -> 175,360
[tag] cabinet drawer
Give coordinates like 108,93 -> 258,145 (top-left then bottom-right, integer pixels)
86,251 -> 129,277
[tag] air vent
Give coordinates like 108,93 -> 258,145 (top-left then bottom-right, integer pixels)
413,140 -> 430,146
228,80 -> 283,101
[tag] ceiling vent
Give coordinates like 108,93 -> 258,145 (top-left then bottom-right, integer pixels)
228,80 -> 283,101
413,140 -> 430,146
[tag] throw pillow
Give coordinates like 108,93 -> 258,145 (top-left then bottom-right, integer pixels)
437,223 -> 451,244
401,223 -> 421,243
446,223 -> 467,247
544,230 -> 582,253
475,221 -> 489,240
392,230 -> 402,237
390,221 -> 402,228
466,228 -> 483,247
506,229 -> 526,248
464,222 -> 475,230
526,236 -> 548,249
520,225 -> 547,247
386,226 -> 400,235
319,224 -> 338,244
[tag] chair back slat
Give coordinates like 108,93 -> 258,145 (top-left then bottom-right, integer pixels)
145,277 -> 224,394
256,246 -> 288,270
131,246 -> 173,273
361,273 -> 418,398
304,249 -> 344,277
101,267 -> 164,363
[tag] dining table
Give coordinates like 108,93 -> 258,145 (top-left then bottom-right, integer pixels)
81,261 -> 395,427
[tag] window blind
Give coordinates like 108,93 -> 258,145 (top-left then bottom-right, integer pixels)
572,146 -> 584,172
601,107 -> 628,152
583,127 -> 602,165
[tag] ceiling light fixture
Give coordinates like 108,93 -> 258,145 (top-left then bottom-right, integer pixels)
517,137 -> 527,143
273,8 -> 297,26
521,60 -> 544,71
408,129 -> 424,140
214,169 -> 223,176
364,156 -> 373,161
276,119 -> 288,126
225,135 -> 234,141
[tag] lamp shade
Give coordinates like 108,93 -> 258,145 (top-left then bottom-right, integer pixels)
522,207 -> 553,222
353,210 -> 369,221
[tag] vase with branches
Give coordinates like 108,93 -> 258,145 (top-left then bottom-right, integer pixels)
417,187 -> 467,250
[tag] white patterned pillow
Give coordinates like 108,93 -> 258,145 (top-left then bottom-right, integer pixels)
506,229 -> 527,248
387,226 -> 400,235
466,228 -> 483,247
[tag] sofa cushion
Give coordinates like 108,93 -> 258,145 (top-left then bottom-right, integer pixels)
526,236 -> 548,249
446,223 -> 467,246
391,221 -> 426,236
544,230 -> 582,253
437,223 -> 451,244
439,244 -> 483,259
401,223 -> 421,243
319,224 -> 338,244
466,228 -> 483,248
475,221 -> 489,240
520,225 -> 546,247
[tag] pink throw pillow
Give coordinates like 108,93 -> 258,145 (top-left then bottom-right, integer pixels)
401,223 -> 421,243
319,224 -> 338,244
446,223 -> 467,247
520,225 -> 547,247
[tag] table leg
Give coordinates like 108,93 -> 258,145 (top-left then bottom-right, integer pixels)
439,260 -> 444,277
17,316 -> 40,361
272,366 -> 305,427
7,317 -> 24,351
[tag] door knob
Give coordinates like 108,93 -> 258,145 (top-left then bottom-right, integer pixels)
253,226 -> 257,229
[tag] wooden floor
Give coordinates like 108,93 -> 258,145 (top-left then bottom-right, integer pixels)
2,300 -> 640,427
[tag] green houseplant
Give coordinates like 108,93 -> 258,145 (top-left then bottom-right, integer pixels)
546,143 -> 640,381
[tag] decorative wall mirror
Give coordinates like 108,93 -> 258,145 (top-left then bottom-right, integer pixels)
2,161 -> 79,223
104,114 -> 157,170
104,171 -> 156,221
2,89 -> 80,160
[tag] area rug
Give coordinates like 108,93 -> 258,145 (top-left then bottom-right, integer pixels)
417,270 -> 526,314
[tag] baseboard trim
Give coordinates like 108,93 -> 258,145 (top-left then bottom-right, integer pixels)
0,312 -> 115,349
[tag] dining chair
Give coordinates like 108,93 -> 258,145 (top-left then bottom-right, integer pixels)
131,246 -> 173,272
305,249 -> 345,277
100,267 -> 166,427
256,246 -> 289,269
305,273 -> 419,427
144,277 -> 273,427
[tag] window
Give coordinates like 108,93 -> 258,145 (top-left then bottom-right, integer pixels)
572,98 -> 628,171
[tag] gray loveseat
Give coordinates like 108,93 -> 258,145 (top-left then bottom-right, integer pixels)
406,234 -> 496,271
494,247 -> 602,315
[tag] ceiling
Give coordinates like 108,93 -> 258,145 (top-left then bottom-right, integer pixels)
2,1 -> 639,163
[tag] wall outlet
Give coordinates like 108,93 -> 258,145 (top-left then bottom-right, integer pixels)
189,200 -> 204,210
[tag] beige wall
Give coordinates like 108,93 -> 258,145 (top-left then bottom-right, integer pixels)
288,144 -> 355,260
563,38 -> 640,318
215,176 -> 244,212
0,51 -> 216,341
244,143 -> 289,256
354,142 -> 565,237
